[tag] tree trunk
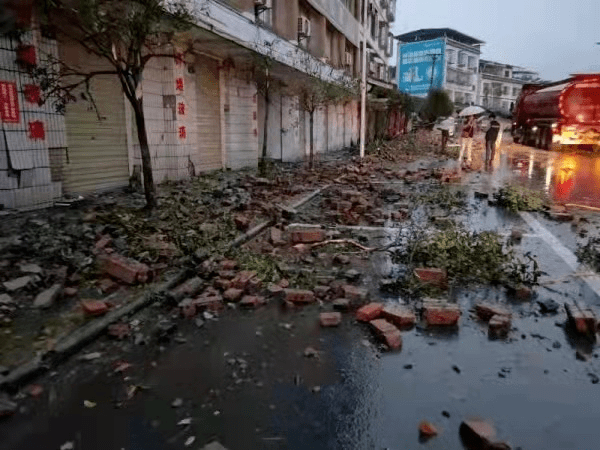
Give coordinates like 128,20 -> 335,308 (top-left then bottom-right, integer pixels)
132,99 -> 156,209
259,88 -> 269,176
309,110 -> 314,170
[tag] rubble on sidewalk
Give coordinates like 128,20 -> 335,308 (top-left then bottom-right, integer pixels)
564,300 -> 597,336
319,312 -> 342,327
414,268 -> 448,289
381,304 -> 416,328
459,418 -> 511,450
356,303 -> 383,322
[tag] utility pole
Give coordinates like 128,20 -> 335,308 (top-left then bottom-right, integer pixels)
429,53 -> 439,92
359,0 -> 368,159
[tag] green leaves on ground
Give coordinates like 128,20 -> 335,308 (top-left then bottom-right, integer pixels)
494,185 -> 547,212
392,227 -> 541,287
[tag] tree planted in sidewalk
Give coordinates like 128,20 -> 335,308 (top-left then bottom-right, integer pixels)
296,77 -> 357,169
420,89 -> 453,124
29,0 -> 194,209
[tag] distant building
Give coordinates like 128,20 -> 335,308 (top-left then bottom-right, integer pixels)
512,66 -> 542,83
477,60 -> 528,116
395,28 -> 484,107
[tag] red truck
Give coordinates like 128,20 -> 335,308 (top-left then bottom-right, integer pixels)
511,73 -> 600,151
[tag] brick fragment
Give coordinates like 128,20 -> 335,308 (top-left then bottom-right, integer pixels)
423,299 -> 460,326
214,277 -> 232,291
475,303 -> 511,322
284,289 -> 315,304
419,421 -> 438,438
342,284 -> 368,302
107,323 -> 131,340
414,268 -> 448,289
231,271 -> 258,291
319,312 -> 342,327
192,294 -> 224,312
313,285 -> 330,299
270,227 -> 285,246
356,303 -> 383,322
382,305 -> 416,327
565,300 -> 597,335
332,298 -> 350,311
291,229 -> 326,244
81,299 -> 109,316
488,314 -> 511,338
223,288 -> 244,302
98,253 -> 150,284
240,295 -> 266,308
369,319 -> 402,349
219,260 -> 237,271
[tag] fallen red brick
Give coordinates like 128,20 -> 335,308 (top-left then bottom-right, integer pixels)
291,229 -> 326,244
475,303 -> 511,322
192,295 -> 224,312
419,421 -> 438,438
217,270 -> 236,280
179,299 -> 197,318
231,271 -> 258,291
223,288 -> 244,302
81,299 -> 109,316
240,295 -> 266,308
284,289 -> 316,304
172,277 -> 204,298
98,253 -> 150,285
423,299 -> 460,326
356,303 -> 383,322
369,319 -> 402,349
107,323 -> 131,340
414,268 -> 448,289
97,278 -> 119,294
382,305 -> 416,327
565,300 -> 597,335
488,314 -> 511,338
214,277 -> 232,291
26,384 -> 44,398
342,284 -> 368,302
319,312 -> 342,327
234,214 -> 251,231
219,260 -> 237,271
313,285 -> 330,299
94,235 -> 112,252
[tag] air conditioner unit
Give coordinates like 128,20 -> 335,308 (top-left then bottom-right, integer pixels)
254,0 -> 271,7
344,52 -> 352,66
298,16 -> 311,38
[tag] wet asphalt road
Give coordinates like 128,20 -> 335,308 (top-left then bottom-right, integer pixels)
3,141 -> 600,450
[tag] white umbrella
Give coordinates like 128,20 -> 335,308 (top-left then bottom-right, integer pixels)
458,106 -> 485,116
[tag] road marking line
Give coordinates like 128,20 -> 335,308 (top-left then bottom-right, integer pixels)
519,211 -> 600,299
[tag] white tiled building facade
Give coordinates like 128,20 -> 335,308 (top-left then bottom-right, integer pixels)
0,0 -> 398,210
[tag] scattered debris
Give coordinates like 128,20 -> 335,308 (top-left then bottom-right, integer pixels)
356,303 -> 383,322
369,319 -> 402,349
83,400 -> 96,408
459,418 -> 511,450
33,283 -> 63,309
423,299 -> 460,326
419,420 -> 438,438
172,398 -> 183,408
564,300 -> 597,336
0,394 -> 18,417
319,312 -> 342,327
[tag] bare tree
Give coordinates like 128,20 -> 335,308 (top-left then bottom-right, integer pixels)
30,0 -> 194,209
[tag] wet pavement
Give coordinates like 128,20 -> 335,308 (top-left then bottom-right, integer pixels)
4,140 -> 600,450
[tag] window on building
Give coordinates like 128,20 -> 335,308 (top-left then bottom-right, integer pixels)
512,87 -> 519,96
503,86 -> 508,95
504,70 -> 510,77
446,49 -> 455,64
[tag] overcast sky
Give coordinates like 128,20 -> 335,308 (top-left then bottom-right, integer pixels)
391,0 -> 600,81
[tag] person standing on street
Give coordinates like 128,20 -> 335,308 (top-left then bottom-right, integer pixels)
458,115 -> 477,169
484,113 -> 501,171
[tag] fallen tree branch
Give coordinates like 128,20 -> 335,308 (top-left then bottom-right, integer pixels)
308,239 -> 375,252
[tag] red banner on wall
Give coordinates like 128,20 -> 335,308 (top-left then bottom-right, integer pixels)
0,81 -> 20,123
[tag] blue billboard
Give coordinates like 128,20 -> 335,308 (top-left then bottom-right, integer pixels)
397,38 -> 446,96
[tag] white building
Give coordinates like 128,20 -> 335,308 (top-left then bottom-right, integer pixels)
477,60 -> 535,116
395,28 -> 484,107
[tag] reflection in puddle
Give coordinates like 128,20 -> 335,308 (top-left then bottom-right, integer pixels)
500,144 -> 600,209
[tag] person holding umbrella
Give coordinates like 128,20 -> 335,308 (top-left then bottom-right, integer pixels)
457,106 -> 485,169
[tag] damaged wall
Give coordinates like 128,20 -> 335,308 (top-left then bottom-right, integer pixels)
0,30 -> 65,209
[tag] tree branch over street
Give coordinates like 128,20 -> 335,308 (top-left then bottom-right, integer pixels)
30,0 -> 195,209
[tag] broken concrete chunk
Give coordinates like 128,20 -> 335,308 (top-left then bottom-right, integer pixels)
356,303 -> 383,322
332,254 -> 350,265
33,283 -> 62,309
270,227 -> 285,246
0,294 -> 13,304
19,263 -> 43,274
369,319 -> 402,349
423,299 -> 460,326
537,298 -> 560,314
382,305 -> 416,327
319,312 -> 342,327
3,276 -> 33,292
223,288 -> 244,302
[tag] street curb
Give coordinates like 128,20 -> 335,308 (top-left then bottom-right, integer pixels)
0,185 -> 327,392
0,269 -> 188,392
